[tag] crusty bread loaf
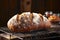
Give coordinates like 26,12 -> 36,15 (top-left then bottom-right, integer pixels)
7,12 -> 51,32
48,14 -> 60,22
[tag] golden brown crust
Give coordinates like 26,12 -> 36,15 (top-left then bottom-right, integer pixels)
7,12 -> 51,32
48,15 -> 60,22
39,14 -> 43,21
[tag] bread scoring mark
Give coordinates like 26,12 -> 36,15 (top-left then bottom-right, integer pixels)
33,13 -> 41,25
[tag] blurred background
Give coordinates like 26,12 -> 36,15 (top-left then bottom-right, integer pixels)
0,0 -> 60,27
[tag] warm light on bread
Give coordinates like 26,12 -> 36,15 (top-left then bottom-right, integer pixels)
48,14 -> 60,22
7,12 -> 51,32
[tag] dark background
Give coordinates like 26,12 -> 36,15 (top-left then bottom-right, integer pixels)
0,0 -> 60,26
32,0 -> 60,13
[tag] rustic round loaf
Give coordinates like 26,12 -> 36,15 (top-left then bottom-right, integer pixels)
7,12 -> 51,32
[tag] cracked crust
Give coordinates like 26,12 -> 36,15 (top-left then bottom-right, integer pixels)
7,12 -> 51,32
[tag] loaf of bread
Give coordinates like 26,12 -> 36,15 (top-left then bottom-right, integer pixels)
48,14 -> 60,22
7,12 -> 51,32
